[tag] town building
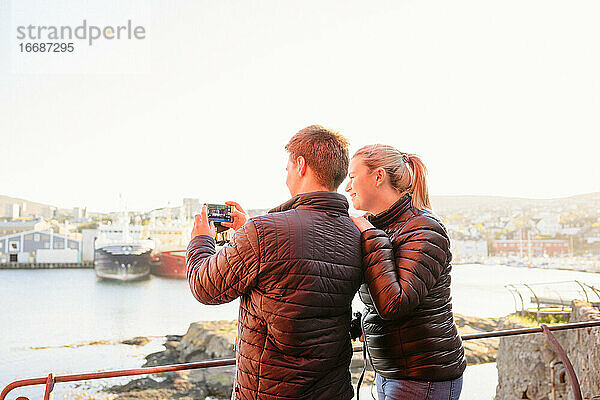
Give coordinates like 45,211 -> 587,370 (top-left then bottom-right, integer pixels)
72,207 -> 88,219
5,203 -> 22,219
534,213 -> 561,235
0,218 -> 50,236
182,198 -> 201,219
81,229 -> 97,262
451,240 -> 488,263
493,240 -> 570,257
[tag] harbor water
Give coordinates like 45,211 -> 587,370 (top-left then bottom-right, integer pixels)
1,264 -> 599,399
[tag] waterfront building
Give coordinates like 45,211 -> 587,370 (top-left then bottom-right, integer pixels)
0,230 -> 81,263
493,239 -> 570,257
81,229 -> 97,262
451,240 -> 488,263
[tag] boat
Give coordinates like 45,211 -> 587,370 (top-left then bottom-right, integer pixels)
94,218 -> 154,281
152,250 -> 187,279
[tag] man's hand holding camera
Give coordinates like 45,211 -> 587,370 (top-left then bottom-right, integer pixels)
220,201 -> 249,231
191,204 -> 216,239
191,201 -> 249,240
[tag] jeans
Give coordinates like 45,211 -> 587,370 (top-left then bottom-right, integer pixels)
376,374 -> 463,400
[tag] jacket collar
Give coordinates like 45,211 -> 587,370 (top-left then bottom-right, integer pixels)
269,191 -> 349,215
367,193 -> 412,228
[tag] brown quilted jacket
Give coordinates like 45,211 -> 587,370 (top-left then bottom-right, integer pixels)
359,194 -> 466,381
186,191 -> 363,400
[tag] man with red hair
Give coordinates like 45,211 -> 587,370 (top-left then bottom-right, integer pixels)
187,125 -> 363,400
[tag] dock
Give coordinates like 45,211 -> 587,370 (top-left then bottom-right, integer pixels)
0,261 -> 94,269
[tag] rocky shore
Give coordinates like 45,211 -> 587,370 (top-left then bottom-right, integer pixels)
106,314 -> 508,399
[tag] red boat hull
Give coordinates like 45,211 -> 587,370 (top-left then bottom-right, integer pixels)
152,250 -> 187,279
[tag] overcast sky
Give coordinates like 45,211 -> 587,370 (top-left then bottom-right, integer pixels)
1,0 -> 599,213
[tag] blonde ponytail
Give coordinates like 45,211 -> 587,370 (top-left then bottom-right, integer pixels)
403,153 -> 430,210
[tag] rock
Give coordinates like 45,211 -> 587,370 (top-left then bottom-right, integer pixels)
113,388 -> 180,400
121,336 -> 151,346
462,339 -> 498,364
454,314 -> 505,332
87,340 -> 112,346
110,314 -> 512,399
112,321 -> 237,399
143,348 -> 179,368
165,340 -> 180,350
175,320 -> 237,399
143,336 -> 182,368
108,377 -> 162,393
177,320 -> 236,362
454,313 -> 503,365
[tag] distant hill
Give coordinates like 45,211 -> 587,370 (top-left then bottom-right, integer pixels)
2,192 -> 599,217
430,192 -> 600,213
0,195 -> 60,218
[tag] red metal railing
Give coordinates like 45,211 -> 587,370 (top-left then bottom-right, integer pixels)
2,320 -> 600,400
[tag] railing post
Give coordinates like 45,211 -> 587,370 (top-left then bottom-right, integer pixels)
523,283 -> 540,322
540,324 -> 582,400
43,373 -> 54,400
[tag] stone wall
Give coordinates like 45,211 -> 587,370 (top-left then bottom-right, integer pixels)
495,300 -> 600,400
562,301 -> 600,399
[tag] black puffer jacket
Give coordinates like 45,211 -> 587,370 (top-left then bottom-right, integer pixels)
359,194 -> 466,381
187,191 -> 363,400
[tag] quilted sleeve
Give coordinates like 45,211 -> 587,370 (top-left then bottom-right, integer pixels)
362,216 -> 449,319
186,220 -> 260,305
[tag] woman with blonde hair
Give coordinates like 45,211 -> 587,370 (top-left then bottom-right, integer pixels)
348,144 -> 465,400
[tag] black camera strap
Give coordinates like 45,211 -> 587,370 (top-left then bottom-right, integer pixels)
356,344 -> 367,400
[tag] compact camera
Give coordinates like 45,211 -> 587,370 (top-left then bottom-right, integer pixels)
206,203 -> 234,223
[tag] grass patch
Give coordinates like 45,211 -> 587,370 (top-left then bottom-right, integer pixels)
507,312 -> 569,326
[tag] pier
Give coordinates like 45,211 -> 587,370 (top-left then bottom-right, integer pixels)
0,261 -> 94,270
505,280 -> 600,322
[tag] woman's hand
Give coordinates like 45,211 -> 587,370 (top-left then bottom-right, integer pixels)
350,216 -> 375,233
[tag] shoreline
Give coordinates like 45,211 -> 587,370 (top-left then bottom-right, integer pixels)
2,261 -> 599,274
0,261 -> 94,269
452,261 -> 600,274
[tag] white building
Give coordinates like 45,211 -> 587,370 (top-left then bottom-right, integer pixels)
183,198 -> 201,219
451,240 -> 488,263
81,229 -> 97,262
72,207 -> 88,219
5,203 -> 20,219
535,213 -> 561,235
